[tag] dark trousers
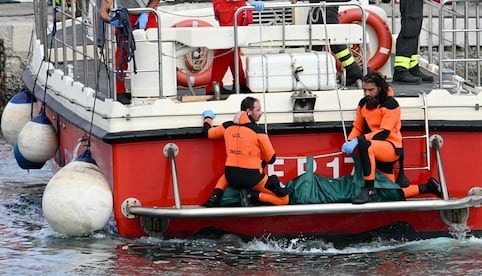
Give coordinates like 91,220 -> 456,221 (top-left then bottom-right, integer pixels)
395,0 -> 424,58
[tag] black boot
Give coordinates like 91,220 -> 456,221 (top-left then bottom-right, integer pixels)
203,188 -> 224,207
393,66 -> 422,84
117,93 -> 132,105
419,178 -> 443,198
352,187 -> 378,204
265,175 -> 288,197
240,85 -> 252,93
240,189 -> 259,207
345,62 -> 363,86
409,64 -> 434,83
353,180 -> 377,204
220,86 -> 234,94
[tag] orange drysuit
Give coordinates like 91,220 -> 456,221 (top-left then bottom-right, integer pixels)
204,111 -> 289,205
348,87 -> 403,182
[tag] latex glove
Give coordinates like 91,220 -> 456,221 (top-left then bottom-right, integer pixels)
342,139 -> 358,154
137,12 -> 149,29
110,17 -> 123,27
250,1 -> 265,11
203,109 -> 215,119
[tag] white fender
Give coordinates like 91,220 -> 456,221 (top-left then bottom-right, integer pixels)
42,151 -> 113,236
15,113 -> 58,169
1,89 -> 40,145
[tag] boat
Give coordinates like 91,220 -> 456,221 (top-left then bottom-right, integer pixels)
13,0 -> 482,240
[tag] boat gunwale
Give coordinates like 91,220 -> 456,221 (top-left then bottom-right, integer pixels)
128,195 -> 482,219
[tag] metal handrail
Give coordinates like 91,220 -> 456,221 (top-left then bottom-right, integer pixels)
430,135 -> 449,200
233,1 -> 367,94
164,144 -> 182,209
438,0 -> 482,87
129,196 -> 482,218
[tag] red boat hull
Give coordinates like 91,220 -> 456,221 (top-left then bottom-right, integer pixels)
47,109 -> 482,239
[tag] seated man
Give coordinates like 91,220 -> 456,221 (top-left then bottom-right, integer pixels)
342,71 -> 441,204
202,96 -> 289,207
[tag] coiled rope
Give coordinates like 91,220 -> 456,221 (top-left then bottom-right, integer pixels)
111,8 -> 137,80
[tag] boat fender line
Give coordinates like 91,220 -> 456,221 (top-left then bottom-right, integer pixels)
42,149 -> 113,236
338,8 -> 392,71
172,19 -> 213,87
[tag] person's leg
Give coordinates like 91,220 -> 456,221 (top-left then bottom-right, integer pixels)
249,175 -> 289,205
227,47 -> 250,93
403,178 -> 443,198
408,55 -> 434,83
206,49 -> 232,94
393,0 -> 423,84
324,6 -> 362,85
203,174 -> 229,207
114,15 -> 142,104
354,139 -> 399,204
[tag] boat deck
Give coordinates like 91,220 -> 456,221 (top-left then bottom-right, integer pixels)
45,3 -> 445,103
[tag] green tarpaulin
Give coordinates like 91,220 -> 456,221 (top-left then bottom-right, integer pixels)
219,155 -> 405,206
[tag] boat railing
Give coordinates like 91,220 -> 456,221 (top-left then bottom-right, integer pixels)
436,0 -> 481,89
232,1 -> 368,93
116,2 -> 369,98
430,134 -> 450,200
163,143 -> 182,209
402,91 -> 432,172
31,0 -> 104,98
105,7 -> 163,101
385,0 -> 481,89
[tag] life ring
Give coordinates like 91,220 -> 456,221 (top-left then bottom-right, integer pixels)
337,8 -> 392,71
172,19 -> 213,87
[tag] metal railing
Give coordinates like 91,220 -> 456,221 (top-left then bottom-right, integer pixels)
386,0 -> 481,88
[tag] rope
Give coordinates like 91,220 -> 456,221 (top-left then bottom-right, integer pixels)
85,50 -> 105,150
278,151 -> 343,160
316,4 -> 349,142
112,8 -> 137,81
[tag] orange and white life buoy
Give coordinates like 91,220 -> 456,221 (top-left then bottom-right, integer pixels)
338,8 -> 392,71
172,19 -> 213,87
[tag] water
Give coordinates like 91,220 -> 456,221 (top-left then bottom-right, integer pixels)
1,137 -> 482,275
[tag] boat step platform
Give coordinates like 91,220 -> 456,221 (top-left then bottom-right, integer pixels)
128,195 -> 482,219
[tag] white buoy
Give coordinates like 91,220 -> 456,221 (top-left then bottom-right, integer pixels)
14,112 -> 58,169
1,88 -> 40,145
42,150 -> 113,236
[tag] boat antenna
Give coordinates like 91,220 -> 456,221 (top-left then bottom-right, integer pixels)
317,3 -> 348,141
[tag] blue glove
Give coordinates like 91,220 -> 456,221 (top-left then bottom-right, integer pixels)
137,12 -> 149,29
342,139 -> 358,154
250,1 -> 265,11
203,109 -> 215,119
110,18 -> 123,27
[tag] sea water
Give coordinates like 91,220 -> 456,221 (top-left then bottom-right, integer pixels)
0,137 -> 481,275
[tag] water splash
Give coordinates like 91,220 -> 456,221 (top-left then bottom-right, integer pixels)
449,223 -> 471,240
